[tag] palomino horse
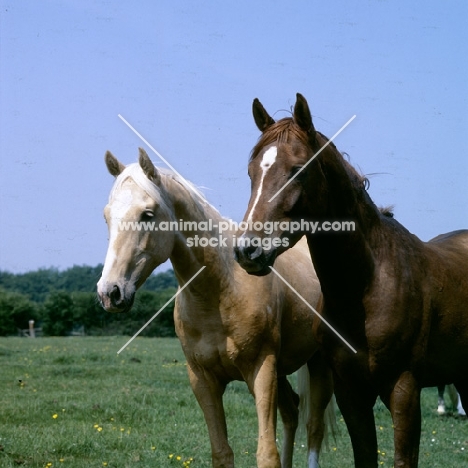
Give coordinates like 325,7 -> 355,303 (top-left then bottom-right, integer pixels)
97,148 -> 335,468
234,94 -> 468,467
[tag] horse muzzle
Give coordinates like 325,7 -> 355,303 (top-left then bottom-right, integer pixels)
97,283 -> 135,313
233,242 -> 277,276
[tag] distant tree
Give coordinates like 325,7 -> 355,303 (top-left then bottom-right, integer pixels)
0,268 -> 61,302
131,289 -> 177,337
141,270 -> 177,291
42,291 -> 74,336
0,288 -> 38,336
72,291 -> 108,333
0,266 -> 178,336
0,265 -> 174,300
58,264 -> 104,293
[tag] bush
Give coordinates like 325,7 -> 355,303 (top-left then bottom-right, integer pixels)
131,289 -> 177,337
67,290 -> 176,336
41,291 -> 74,336
71,291 -> 108,332
0,288 -> 38,336
0,267 -> 178,337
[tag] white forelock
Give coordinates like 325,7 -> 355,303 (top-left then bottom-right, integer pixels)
109,163 -> 207,205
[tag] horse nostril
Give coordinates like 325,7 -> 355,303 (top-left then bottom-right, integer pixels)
109,285 -> 122,306
234,239 -> 264,264
242,243 -> 263,261
248,245 -> 263,260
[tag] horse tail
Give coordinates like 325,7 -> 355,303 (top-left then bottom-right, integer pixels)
297,364 -> 337,450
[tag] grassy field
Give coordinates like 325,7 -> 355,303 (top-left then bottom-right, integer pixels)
0,337 -> 466,467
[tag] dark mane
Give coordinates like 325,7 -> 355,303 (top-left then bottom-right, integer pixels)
341,158 -> 394,217
379,206 -> 395,218
341,155 -> 370,192
318,133 -> 371,193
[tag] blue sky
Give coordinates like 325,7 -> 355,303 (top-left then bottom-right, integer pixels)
1,0 -> 467,273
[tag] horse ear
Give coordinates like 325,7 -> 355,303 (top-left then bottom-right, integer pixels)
293,93 -> 316,134
105,151 -> 125,177
139,148 -> 161,184
252,98 -> 275,132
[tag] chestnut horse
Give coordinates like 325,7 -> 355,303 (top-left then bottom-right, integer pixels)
234,94 -> 468,467
97,148 -> 335,468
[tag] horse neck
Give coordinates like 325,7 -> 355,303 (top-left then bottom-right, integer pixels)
161,176 -> 235,288
305,144 -> 381,302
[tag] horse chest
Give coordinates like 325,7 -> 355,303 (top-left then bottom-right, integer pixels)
178,321 -> 255,379
318,299 -> 410,381
185,336 -> 237,374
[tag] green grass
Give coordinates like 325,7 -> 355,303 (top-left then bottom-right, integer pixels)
0,337 -> 466,467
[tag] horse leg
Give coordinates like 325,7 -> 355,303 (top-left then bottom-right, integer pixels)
454,381 -> 468,417
437,384 -> 446,414
277,376 -> 299,468
334,374 -> 378,468
246,352 -> 281,468
457,392 -> 467,416
303,352 -> 334,468
446,384 -> 459,412
388,371 -> 421,468
186,362 -> 234,468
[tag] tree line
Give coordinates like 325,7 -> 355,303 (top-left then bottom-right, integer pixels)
0,265 -> 178,337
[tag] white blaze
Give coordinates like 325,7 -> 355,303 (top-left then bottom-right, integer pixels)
97,188 -> 134,292
246,146 -> 278,223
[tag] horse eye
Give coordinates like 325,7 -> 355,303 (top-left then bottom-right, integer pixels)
290,166 -> 304,178
142,210 -> 154,219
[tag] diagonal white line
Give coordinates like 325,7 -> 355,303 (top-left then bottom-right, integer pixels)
117,266 -> 206,354
118,114 -> 189,186
269,266 -> 357,353
268,114 -> 356,202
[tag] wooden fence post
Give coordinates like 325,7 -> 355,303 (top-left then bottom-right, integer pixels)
29,320 -> 35,338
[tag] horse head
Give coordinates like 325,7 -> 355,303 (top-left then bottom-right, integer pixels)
97,148 -> 176,312
234,94 -> 321,275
